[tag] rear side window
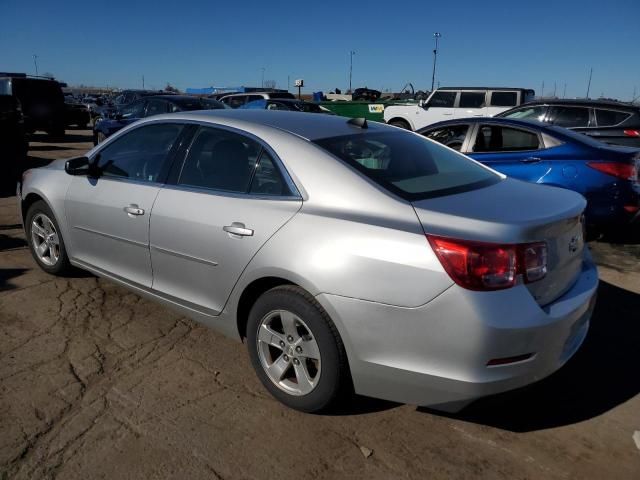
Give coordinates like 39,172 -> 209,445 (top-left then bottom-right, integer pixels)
595,109 -> 630,127
96,123 -> 183,182
548,106 -> 590,128
249,151 -> 287,195
224,96 -> 247,108
146,99 -> 168,117
490,91 -> 518,107
473,126 -> 540,152
459,92 -> 486,109
314,131 -> 500,200
428,91 -> 456,108
422,124 -> 469,151
501,106 -> 547,121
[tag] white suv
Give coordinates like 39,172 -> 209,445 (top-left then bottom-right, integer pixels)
384,87 -> 535,131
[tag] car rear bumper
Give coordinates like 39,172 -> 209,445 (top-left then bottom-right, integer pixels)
316,249 -> 598,412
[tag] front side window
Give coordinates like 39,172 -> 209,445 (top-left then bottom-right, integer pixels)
501,105 -> 547,122
178,127 -> 261,193
459,92 -> 486,109
95,123 -> 183,182
548,106 -> 590,128
595,109 -> 631,127
314,131 -> 499,200
427,91 -> 456,108
422,124 -> 469,151
490,91 -> 518,107
226,96 -> 247,108
473,125 -> 540,152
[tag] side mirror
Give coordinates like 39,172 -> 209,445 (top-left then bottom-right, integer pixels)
65,156 -> 101,177
419,100 -> 429,109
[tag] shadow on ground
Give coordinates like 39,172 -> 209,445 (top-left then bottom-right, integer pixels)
422,280 -> 640,432
0,234 -> 27,251
29,131 -> 92,143
0,267 -> 29,292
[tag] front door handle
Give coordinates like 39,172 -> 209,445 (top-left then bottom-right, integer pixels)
521,157 -> 542,163
223,222 -> 254,237
124,204 -> 145,216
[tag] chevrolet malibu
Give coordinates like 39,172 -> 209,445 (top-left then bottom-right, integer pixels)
19,110 -> 598,413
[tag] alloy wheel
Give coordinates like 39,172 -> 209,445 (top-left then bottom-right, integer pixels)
31,213 -> 60,266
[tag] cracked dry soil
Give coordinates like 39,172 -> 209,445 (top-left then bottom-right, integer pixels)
1,130 -> 639,479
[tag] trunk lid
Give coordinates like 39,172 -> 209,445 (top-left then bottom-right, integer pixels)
413,178 -> 586,306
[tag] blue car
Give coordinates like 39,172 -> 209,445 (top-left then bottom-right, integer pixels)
418,118 -> 640,228
93,95 -> 227,144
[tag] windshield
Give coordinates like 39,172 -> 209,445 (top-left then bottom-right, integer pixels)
314,131 -> 501,200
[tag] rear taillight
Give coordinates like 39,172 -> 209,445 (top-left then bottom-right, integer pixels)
427,236 -> 548,291
587,162 -> 637,181
623,129 -> 640,137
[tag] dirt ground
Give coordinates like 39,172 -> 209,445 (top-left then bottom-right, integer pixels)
1,129 -> 639,480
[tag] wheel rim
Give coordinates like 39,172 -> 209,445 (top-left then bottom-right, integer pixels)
31,213 -> 60,266
256,310 -> 321,396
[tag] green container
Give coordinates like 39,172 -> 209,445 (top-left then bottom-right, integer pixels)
319,100 -> 418,123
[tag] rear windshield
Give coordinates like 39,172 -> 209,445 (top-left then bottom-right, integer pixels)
314,131 -> 501,200
268,92 -> 296,99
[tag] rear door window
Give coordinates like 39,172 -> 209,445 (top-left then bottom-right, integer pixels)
473,125 -> 540,152
490,91 -> 518,107
145,99 -> 169,117
178,127 -> 261,193
459,92 -> 486,108
427,91 -> 457,108
226,96 -> 247,108
314,131 -> 500,200
548,106 -> 591,128
595,109 -> 631,127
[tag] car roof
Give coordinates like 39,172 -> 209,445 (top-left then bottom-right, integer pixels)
144,95 -> 209,102
146,109 -> 390,140
419,116 -> 553,132
437,87 -> 533,92
514,99 -> 639,110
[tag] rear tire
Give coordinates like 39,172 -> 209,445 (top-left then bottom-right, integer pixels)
388,118 -> 411,130
246,285 -> 350,412
26,200 -> 72,276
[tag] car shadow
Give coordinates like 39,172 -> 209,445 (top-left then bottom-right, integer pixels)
0,234 -> 27,251
418,280 -> 640,432
29,132 -> 92,143
0,155 -> 56,198
28,145 -> 78,152
0,267 -> 29,292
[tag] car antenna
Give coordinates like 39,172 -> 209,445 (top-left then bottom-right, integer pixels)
347,117 -> 368,129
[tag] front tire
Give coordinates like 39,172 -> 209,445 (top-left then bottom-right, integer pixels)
246,285 -> 350,412
26,200 -> 72,275
388,118 -> 411,130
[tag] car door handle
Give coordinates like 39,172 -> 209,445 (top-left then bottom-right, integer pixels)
123,204 -> 145,216
520,157 -> 542,163
223,222 -> 254,237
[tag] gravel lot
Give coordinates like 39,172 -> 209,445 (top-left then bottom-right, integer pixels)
1,129 -> 639,479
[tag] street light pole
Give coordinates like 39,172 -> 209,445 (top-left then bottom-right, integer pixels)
431,32 -> 441,92
349,50 -> 355,93
261,68 -> 265,88
33,54 -> 39,76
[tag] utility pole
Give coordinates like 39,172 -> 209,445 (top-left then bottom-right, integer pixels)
287,75 -> 290,92
142,75 -> 145,89
541,81 -> 544,98
261,67 -> 265,88
633,86 -> 637,103
349,50 -> 355,93
553,82 -> 557,97
431,32 -> 441,92
33,54 -> 39,76
586,67 -> 593,98
563,83 -> 567,99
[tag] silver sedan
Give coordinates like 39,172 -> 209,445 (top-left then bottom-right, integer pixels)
19,110 -> 598,413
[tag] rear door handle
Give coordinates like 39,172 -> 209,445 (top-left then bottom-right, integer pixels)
521,157 -> 542,163
124,204 -> 145,216
223,222 -> 254,237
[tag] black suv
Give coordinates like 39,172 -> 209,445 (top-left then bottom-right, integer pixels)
0,91 -> 28,191
497,99 -> 640,147
0,73 -> 66,136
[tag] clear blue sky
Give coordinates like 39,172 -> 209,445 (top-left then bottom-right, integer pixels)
2,0 -> 638,100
